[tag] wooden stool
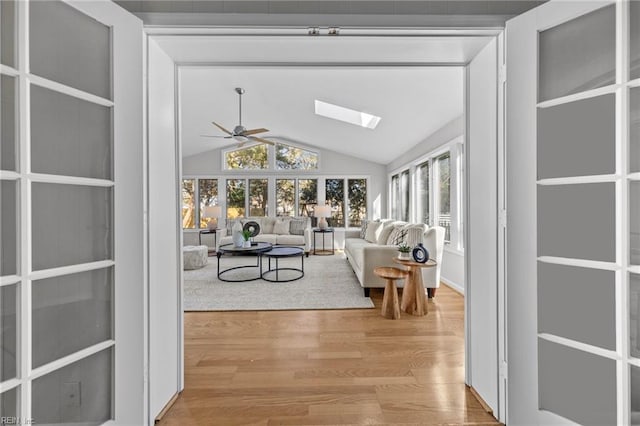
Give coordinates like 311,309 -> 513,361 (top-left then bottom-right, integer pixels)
374,267 -> 409,319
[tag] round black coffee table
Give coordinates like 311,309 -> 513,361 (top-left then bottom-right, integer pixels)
217,242 -> 273,282
261,246 -> 304,282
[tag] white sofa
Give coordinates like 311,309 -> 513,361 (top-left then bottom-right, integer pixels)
217,216 -> 312,255
344,220 -> 445,297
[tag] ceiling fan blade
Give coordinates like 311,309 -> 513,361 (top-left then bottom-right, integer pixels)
200,135 -> 232,139
240,128 -> 269,136
211,121 -> 233,135
249,136 -> 276,146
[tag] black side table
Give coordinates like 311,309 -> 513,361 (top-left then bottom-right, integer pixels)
198,229 -> 218,254
313,228 -> 335,255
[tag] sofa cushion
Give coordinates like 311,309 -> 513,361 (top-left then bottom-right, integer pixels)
289,217 -> 307,235
273,218 -> 290,235
276,234 -> 305,246
254,234 -> 277,245
261,217 -> 276,234
350,246 -> 366,270
364,221 -> 382,243
360,219 -> 378,239
345,238 -> 371,254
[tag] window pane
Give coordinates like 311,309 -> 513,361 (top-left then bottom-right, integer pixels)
391,174 -> 399,220
226,179 -> 245,219
630,274 -> 640,359
298,179 -> 317,218
400,170 -> 410,222
1,0 -> 16,67
1,180 -> 18,276
30,0 -> 111,99
632,87 -> 640,173
198,179 -> 218,229
32,268 -> 112,368
32,348 -> 112,425
1,75 -> 17,171
31,85 -> 112,180
538,5 -> 615,102
249,179 -> 268,217
631,0 -> 640,80
632,182 -> 640,266
325,179 -> 345,228
437,154 -> 451,241
1,284 -> 17,382
0,387 -> 18,419
275,143 -> 318,170
348,179 -> 366,227
225,145 -> 268,170
32,183 -> 112,271
632,364 -> 640,425
181,179 -> 195,229
276,179 -> 295,217
417,161 -> 430,224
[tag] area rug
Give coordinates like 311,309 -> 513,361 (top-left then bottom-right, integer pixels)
183,253 -> 375,311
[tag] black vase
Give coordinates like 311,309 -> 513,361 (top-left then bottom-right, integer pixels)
412,243 -> 429,263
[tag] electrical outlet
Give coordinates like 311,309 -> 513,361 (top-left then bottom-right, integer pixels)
62,382 -> 81,408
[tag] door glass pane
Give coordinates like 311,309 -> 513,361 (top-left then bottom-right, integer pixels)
538,339 -> 616,425
1,75 -> 17,171
0,387 -> 18,418
539,262 -> 615,350
632,87 -> 640,173
417,161 -> 430,225
226,179 -> 245,219
32,184 -> 112,271
298,179 -> 317,218
249,179 -> 268,217
631,274 -> 640,359
276,179 -> 295,217
198,179 -> 218,229
31,85 -> 112,180
538,183 -> 615,262
181,179 -> 195,229
1,284 -> 18,381
32,348 -> 112,425
1,180 -> 18,276
30,0 -> 111,99
1,0 -> 16,67
325,179 -> 345,227
348,179 -> 366,227
537,94 -> 615,179
436,154 -> 451,241
632,182 -> 640,266
539,5 -> 615,102
32,268 -> 112,368
631,0 -> 640,80
632,365 -> 640,425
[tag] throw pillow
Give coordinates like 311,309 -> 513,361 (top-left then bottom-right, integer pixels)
377,223 -> 396,245
403,224 -> 427,248
289,218 -> 307,235
360,220 -> 369,239
387,226 -> 408,246
273,218 -> 290,235
364,221 -> 382,243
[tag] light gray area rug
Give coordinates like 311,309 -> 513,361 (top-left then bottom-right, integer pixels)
183,253 -> 374,311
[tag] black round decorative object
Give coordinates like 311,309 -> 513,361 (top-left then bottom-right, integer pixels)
412,243 -> 429,263
243,221 -> 261,237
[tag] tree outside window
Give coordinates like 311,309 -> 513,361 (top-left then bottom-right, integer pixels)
436,153 -> 451,241
226,179 -> 246,218
182,179 -> 195,229
225,144 -> 268,170
417,161 -> 430,225
198,179 -> 218,229
276,179 -> 295,217
348,179 -> 367,227
325,178 -> 345,227
249,179 -> 268,216
298,179 -> 317,218
276,144 -> 318,170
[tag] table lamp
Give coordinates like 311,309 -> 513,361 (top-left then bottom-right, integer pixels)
203,205 -> 221,230
314,205 -> 332,230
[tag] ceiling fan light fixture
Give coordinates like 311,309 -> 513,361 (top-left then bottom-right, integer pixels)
314,100 -> 381,129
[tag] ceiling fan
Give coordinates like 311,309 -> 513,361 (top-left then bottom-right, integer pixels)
201,87 -> 275,147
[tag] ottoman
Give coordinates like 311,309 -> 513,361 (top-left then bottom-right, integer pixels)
183,245 -> 208,270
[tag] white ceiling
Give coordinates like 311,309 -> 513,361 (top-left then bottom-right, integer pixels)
162,35 -> 483,163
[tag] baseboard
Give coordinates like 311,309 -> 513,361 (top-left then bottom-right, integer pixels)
154,391 -> 181,424
441,277 -> 464,295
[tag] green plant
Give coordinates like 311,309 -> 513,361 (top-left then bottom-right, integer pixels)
397,243 -> 411,253
242,230 -> 252,241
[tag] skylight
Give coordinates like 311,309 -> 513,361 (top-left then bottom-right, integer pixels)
314,100 -> 381,129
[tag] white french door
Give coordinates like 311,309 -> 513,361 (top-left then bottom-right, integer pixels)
506,0 -> 639,424
0,1 -> 144,424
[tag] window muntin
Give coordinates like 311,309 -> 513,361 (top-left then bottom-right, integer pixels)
224,144 -> 268,170
276,143 -> 318,170
181,179 -> 195,229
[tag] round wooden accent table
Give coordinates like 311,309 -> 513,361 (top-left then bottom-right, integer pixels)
373,267 -> 409,320
393,258 -> 437,316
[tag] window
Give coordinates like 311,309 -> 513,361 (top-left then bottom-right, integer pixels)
417,161 -> 430,224
391,174 -> 399,219
181,179 -> 195,229
298,179 -> 317,217
436,153 -> 451,241
325,179 -> 345,227
276,179 -> 295,216
226,179 -> 246,218
198,179 -> 218,229
224,144 -> 268,170
400,169 -> 410,222
348,179 -> 367,227
276,143 -> 318,170
249,179 -> 268,216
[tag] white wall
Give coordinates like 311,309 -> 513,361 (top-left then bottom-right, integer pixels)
466,37 -> 499,413
441,250 -> 465,293
147,37 -> 181,419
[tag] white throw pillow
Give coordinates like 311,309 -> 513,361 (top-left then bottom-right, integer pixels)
273,218 -> 290,235
377,223 -> 396,245
364,221 -> 383,243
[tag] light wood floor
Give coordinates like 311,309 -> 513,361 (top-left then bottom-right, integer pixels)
159,284 -> 500,425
